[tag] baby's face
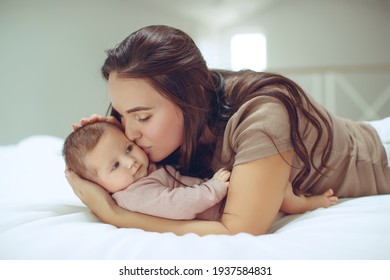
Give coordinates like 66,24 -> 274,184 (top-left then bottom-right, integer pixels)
84,126 -> 150,193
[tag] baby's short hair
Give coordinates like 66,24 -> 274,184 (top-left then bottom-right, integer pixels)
62,122 -> 115,181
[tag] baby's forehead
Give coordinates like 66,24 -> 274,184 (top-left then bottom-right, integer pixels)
104,126 -> 129,141
83,155 -> 99,176
82,145 -> 106,176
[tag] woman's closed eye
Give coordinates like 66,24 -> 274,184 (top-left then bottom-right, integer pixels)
135,115 -> 151,123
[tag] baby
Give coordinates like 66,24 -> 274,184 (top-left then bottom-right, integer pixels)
63,121 -> 229,220
63,122 -> 337,221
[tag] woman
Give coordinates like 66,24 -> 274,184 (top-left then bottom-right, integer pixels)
66,25 -> 390,236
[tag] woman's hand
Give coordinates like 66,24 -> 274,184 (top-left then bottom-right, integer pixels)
71,114 -> 121,131
65,168 -> 116,221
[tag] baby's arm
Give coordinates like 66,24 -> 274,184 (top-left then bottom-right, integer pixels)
280,182 -> 338,214
112,167 -> 230,220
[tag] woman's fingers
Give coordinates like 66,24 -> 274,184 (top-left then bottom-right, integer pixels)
65,168 -> 85,200
65,168 -> 102,203
72,123 -> 82,131
72,114 -> 122,131
105,116 -> 122,129
65,168 -> 114,215
80,114 -> 102,126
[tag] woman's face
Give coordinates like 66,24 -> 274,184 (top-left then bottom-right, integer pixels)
107,71 -> 184,163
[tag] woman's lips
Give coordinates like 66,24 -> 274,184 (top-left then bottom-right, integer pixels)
140,146 -> 150,154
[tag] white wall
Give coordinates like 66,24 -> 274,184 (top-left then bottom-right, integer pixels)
0,0 -> 198,145
197,0 -> 390,120
1,0 -> 389,144
253,0 -> 390,68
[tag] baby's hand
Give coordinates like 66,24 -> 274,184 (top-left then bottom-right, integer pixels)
212,168 -> 231,187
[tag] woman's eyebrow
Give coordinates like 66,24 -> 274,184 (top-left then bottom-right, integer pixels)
126,106 -> 153,114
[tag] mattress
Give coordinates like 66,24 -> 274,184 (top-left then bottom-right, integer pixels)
1,135 -> 390,260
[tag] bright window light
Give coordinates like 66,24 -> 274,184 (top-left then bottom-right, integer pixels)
231,33 -> 267,71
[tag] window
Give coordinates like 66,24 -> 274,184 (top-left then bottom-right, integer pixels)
230,33 -> 267,71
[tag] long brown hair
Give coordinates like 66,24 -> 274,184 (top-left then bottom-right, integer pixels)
101,25 -> 333,194
217,70 -> 333,193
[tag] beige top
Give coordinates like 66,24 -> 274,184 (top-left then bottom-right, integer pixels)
212,95 -> 390,197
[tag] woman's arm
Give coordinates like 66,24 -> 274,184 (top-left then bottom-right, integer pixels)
221,150 -> 293,235
65,150 -> 293,236
65,169 -> 230,234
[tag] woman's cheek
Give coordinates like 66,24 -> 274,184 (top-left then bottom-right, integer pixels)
152,118 -> 183,156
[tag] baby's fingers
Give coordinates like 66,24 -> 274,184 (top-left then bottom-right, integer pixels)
214,168 -> 231,182
220,170 -> 231,181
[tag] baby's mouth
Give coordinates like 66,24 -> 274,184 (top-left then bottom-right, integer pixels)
132,163 -> 142,176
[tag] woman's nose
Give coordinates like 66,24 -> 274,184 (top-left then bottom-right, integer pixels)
124,124 -> 141,142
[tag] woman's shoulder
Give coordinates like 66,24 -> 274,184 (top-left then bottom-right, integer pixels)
228,95 -> 290,134
218,96 -> 293,166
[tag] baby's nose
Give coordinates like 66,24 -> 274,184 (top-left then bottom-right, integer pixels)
125,157 -> 135,169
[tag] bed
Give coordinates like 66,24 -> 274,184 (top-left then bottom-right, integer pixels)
1,134 -> 390,260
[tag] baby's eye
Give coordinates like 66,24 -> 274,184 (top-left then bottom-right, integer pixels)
112,162 -> 120,170
126,144 -> 133,153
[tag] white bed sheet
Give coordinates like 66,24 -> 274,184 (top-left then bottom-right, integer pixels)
0,135 -> 389,260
